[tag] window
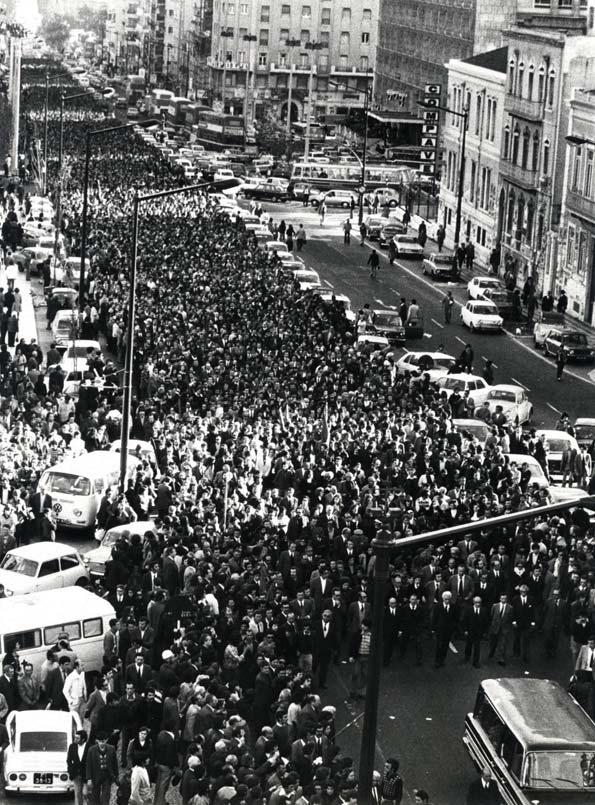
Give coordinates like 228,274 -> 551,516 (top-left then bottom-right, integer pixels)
238,50 -> 246,62
538,66 -> 545,101
470,160 -> 476,202
4,629 -> 41,653
527,65 -> 534,100
500,729 -> 524,779
44,622 -> 81,645
508,59 -> 516,93
542,140 -> 550,175
532,132 -> 540,172
512,125 -> 520,164
490,101 -> 497,141
572,146 -> 582,191
521,128 -> 530,169
302,4 -> 311,16
280,28 -> 289,42
585,151 -> 594,198
168,8 -> 174,15
227,2 -> 235,13
39,559 -> 60,577
259,28 -> 269,45
548,69 -> 555,106
340,31 -> 350,49
260,5 -> 269,22
60,555 -> 80,571
360,56 -> 369,70
342,7 -> 352,22
320,30 -> 329,44
475,94 -> 482,136
83,618 -> 103,638
517,62 -> 524,97
258,52 -> 267,65
300,52 -> 309,67
318,54 -> 329,69
301,28 -> 310,42
240,2 -> 248,13
167,26 -> 173,33
361,32 -> 370,43
281,4 -> 291,14
363,7 -> 372,20
321,6 -> 331,24
339,55 -> 348,68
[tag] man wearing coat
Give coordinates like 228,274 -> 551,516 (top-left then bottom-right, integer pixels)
399,593 -> 425,665
86,732 -> 118,805
125,652 -> 154,695
432,591 -> 459,668
488,593 -> 514,665
448,564 -> 474,605
312,609 -> 338,689
383,597 -> 401,666
512,584 -> 536,662
542,589 -> 565,658
67,729 -> 90,805
463,596 -> 489,668
466,770 -> 501,804
347,589 -> 371,658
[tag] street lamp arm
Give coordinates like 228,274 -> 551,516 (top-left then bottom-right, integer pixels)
89,118 -> 161,137
418,100 -> 468,118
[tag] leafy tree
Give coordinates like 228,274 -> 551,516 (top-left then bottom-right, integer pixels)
39,14 -> 70,51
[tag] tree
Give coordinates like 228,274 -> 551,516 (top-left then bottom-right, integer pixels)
76,5 -> 108,39
39,14 -> 70,51
254,110 -> 294,158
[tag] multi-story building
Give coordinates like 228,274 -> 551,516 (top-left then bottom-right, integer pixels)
497,22 -> 595,293
439,48 -> 507,264
105,0 -> 152,75
375,0 -> 517,118
208,0 -> 378,121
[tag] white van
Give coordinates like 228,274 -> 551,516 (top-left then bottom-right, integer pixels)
37,451 -> 139,529
0,587 -> 115,674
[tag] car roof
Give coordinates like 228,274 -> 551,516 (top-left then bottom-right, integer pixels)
0,587 -> 115,632
452,418 -> 489,427
14,709 -> 75,732
373,308 -> 400,315
6,542 -> 78,560
574,418 -> 595,425
441,372 -> 483,381
488,384 -> 524,393
536,429 -> 576,438
507,453 -> 541,465
469,299 -> 498,308
106,519 -> 155,536
401,351 -> 455,360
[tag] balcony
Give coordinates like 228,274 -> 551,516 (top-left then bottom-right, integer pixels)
504,95 -> 544,122
270,62 -> 312,74
499,159 -> 539,191
566,189 -> 595,222
329,64 -> 373,76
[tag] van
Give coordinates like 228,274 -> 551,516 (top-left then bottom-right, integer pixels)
37,451 -> 139,529
0,587 -> 115,675
464,677 -> 595,803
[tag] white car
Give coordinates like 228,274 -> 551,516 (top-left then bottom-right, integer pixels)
396,351 -> 456,381
461,300 -> 503,332
392,235 -> 425,259
467,276 -> 506,300
85,520 -> 156,577
313,290 -> 356,322
452,418 -> 490,446
51,309 -> 79,344
4,710 -> 81,794
292,268 -> 321,291
311,189 -> 356,209
214,168 -> 235,182
0,543 -> 90,596
435,373 -> 491,404
485,384 -> 533,424
57,339 -> 102,361
535,429 -> 580,482
506,454 -> 549,490
51,357 -> 103,398
110,438 -> 159,469
265,240 -> 290,256
357,333 -> 391,356
278,253 -> 305,270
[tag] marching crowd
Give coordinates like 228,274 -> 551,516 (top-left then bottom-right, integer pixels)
0,60 -> 594,805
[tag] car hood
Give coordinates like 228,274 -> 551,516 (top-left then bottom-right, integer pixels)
522,791 -> 595,805
487,400 -> 518,412
84,546 -> 111,564
0,570 -> 34,593
5,752 -> 66,772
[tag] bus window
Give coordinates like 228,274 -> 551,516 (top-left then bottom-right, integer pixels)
475,691 -> 506,749
83,618 -> 103,638
44,622 -> 81,645
4,629 -> 41,653
347,167 -> 360,181
500,729 -> 523,779
293,166 -> 302,178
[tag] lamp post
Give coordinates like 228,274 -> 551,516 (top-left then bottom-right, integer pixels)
284,38 -> 302,137
303,41 -> 327,160
220,29 -> 234,112
356,494 -> 595,804
242,33 -> 257,145
419,100 -> 468,246
166,43 -> 173,88
358,73 -> 373,225
43,70 -> 71,195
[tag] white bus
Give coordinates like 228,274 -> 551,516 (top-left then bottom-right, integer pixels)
37,451 -> 139,529
290,160 -> 414,191
0,587 -> 115,674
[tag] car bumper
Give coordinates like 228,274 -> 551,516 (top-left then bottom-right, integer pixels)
5,782 -> 73,794
477,321 -> 503,330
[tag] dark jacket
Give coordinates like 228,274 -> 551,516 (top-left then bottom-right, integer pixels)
67,740 -> 89,780
154,729 -> 178,768
86,742 -> 118,784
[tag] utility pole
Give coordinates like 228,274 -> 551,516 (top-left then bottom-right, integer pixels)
220,29 -> 234,112
358,74 -> 373,225
43,70 -> 49,195
303,41 -> 326,160
242,33 -> 257,146
285,38 -> 301,137
10,36 -> 21,174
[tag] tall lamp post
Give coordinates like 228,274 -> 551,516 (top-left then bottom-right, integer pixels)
284,38 -> 302,137
419,100 -> 468,246
242,32 -> 257,144
358,72 -> 373,225
303,41 -> 327,160
220,29 -> 235,112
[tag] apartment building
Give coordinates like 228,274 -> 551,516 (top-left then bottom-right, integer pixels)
439,48 -> 507,264
208,0 -> 378,121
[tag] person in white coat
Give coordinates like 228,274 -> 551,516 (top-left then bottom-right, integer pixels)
63,661 -> 87,723
129,753 -> 152,805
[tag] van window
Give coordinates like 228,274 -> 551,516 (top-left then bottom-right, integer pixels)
44,622 -> 81,645
95,477 -> 104,494
38,559 -> 60,577
475,690 -> 506,748
4,629 -> 41,653
42,472 -> 91,496
83,618 -> 103,638
501,728 -> 524,779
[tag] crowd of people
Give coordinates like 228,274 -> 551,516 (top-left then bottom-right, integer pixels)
0,59 -> 593,805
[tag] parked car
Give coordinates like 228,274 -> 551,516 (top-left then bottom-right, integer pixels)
573,417 -> 595,450
378,221 -> 407,248
422,253 -> 457,280
292,268 -> 321,291
467,276 -> 506,300
391,235 -> 425,258
356,333 -> 391,357
51,309 -> 80,343
543,327 -> 594,362
396,351 -> 456,380
452,418 -> 490,446
243,183 -> 291,202
480,287 -> 515,319
367,309 -> 406,345
485,384 -> 533,424
535,429 -> 581,481
265,240 -> 290,256
3,710 -> 82,794
363,215 -> 386,240
313,290 -> 356,322
435,373 -> 491,404
0,543 -> 90,596
506,454 -> 550,490
461,300 -> 503,332
214,168 -> 235,182
533,309 -> 566,347
278,254 -> 305,270
85,520 -> 156,578
311,189 -> 356,208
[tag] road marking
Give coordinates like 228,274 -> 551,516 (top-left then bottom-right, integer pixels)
324,279 -> 333,288
375,298 -> 385,305
431,317 -> 444,329
455,336 -> 466,345
511,377 -> 530,391
482,356 -> 498,368
547,402 -> 562,414
391,288 -> 400,296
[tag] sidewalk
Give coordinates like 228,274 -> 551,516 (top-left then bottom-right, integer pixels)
0,265 -> 38,356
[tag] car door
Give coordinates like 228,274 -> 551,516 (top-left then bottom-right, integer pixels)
473,379 -> 490,404
60,554 -> 84,586
35,558 -> 62,592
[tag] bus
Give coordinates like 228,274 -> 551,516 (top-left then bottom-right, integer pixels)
148,88 -> 174,116
291,121 -> 327,144
126,75 -> 145,106
290,160 -> 415,191
193,110 -> 245,149
166,96 -> 192,126
185,103 -> 210,129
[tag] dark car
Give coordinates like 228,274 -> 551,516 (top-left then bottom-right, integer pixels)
378,220 -> 407,248
368,309 -> 406,345
543,328 -> 595,362
482,288 -> 515,319
242,183 -> 291,202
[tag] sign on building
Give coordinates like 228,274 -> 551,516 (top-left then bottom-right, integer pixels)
420,83 -> 441,176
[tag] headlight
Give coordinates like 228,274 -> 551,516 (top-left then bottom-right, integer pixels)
568,350 -> 575,356
73,508 -> 83,517
82,556 -> 90,564
5,589 -> 13,596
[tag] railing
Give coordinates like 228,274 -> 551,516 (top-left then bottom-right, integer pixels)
504,95 -> 544,122
566,189 -> 595,222
499,159 -> 539,191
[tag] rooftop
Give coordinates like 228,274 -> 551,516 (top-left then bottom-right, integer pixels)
463,46 -> 508,74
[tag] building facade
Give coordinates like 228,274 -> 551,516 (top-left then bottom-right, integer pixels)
375,0 -> 517,118
439,48 -> 507,265
208,0 -> 378,121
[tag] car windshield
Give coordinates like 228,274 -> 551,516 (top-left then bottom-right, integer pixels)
41,472 -> 91,496
575,424 -> 595,441
375,313 -> 401,327
481,280 -> 501,288
20,731 -> 68,753
296,272 -> 318,282
474,305 -> 497,315
459,423 -> 488,440
398,237 -> 418,244
524,751 -> 595,790
0,554 -> 38,576
562,333 -> 588,345
488,390 -> 517,402
442,378 -> 468,390
541,312 -> 565,324
433,255 -> 452,265
545,438 -> 572,452
435,357 -> 456,368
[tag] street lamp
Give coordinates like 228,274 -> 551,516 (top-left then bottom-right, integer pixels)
220,29 -> 235,112
242,33 -> 257,145
418,100 -> 468,246
284,38 -> 302,137
79,119 -> 159,312
303,41 -> 327,160
43,70 -> 70,195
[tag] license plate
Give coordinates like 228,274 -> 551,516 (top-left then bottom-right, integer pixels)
34,773 -> 53,785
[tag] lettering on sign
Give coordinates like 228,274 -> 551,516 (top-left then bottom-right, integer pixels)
421,83 -> 441,176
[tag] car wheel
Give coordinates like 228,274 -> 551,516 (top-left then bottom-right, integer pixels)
311,200 -> 319,207
75,577 -> 89,587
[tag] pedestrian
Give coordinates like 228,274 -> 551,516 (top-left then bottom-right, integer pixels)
379,757 -> 404,804
359,220 -> 367,246
465,239 -> 475,271
367,249 -> 380,278
489,243 -> 501,276
388,238 -> 397,265
466,769 -> 500,804
456,242 -> 466,271
286,224 -> 295,251
542,291 -> 554,311
296,224 -> 307,252
414,789 -> 432,804
436,224 -> 445,253
488,593 -> 514,666
303,185 -> 310,207
277,219 -> 286,241
459,343 -> 474,372
417,221 -> 427,249
153,726 -> 180,805
67,729 -> 90,805
349,619 -> 371,700
372,194 -> 379,213
556,344 -> 566,381
129,753 -> 152,805
319,202 -> 326,226
512,584 -> 535,663
483,359 -> 495,385
403,207 -> 411,227
441,291 -> 454,324
432,591 -> 458,668
343,219 -> 352,245
86,731 -> 119,805
557,289 -> 568,314
350,195 -> 356,219
463,596 -> 487,668
63,660 -> 88,724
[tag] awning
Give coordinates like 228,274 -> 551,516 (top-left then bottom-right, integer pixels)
367,110 -> 423,124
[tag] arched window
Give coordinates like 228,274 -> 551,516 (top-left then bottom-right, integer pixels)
537,65 -> 546,101
532,131 -> 540,172
503,124 -> 511,160
507,190 -> 515,233
542,138 -> 550,175
547,67 -> 555,106
516,196 -> 525,240
527,65 -> 535,100
521,128 -> 531,169
512,125 -> 520,164
508,58 -> 516,93
526,202 -> 534,246
517,61 -> 525,97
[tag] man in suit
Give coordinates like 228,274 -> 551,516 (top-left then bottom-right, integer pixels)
312,609 -> 337,689
512,584 -> 535,662
574,636 -> 595,672
347,590 -> 371,658
154,726 -> 179,805
310,567 -> 332,614
432,591 -> 459,668
45,656 -> 72,711
383,597 -> 400,667
0,664 -> 19,714
141,561 -> 162,599
399,593 -> 425,665
161,547 -> 179,597
542,589 -> 565,658
326,587 -> 347,660
463,596 -> 488,668
279,541 -> 301,581
67,728 -> 89,805
488,593 -> 514,665
474,572 -> 496,610
125,652 -> 154,695
85,731 -> 118,805
107,584 -> 127,619
487,561 -> 507,597
291,590 -> 314,620
466,770 -> 501,804
457,537 -> 478,561
448,564 -> 474,605
102,619 -> 119,666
